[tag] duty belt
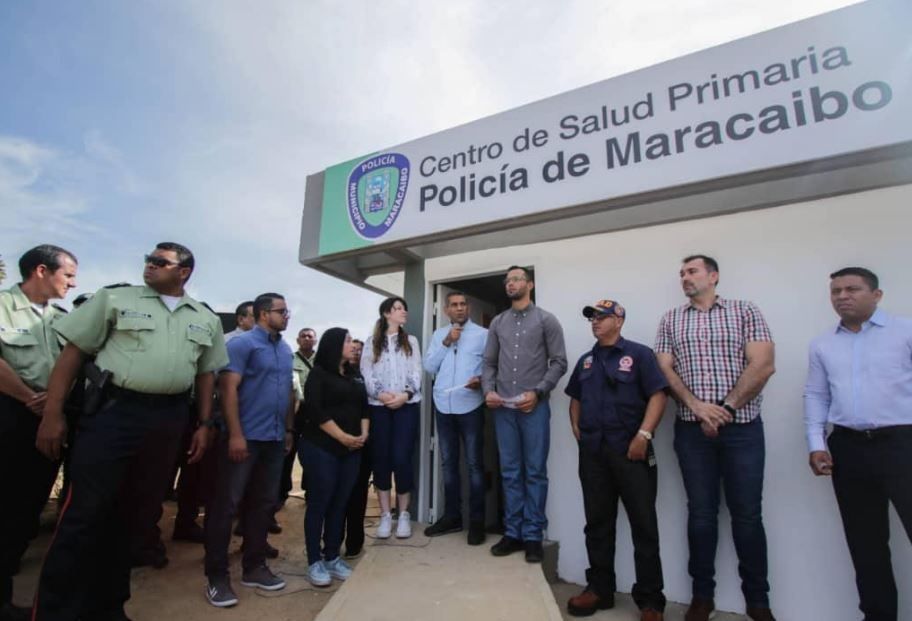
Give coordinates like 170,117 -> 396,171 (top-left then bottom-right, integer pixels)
107,384 -> 191,407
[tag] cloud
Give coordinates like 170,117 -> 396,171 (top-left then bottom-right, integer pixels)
0,131 -> 154,273
0,135 -> 97,248
83,129 -> 147,196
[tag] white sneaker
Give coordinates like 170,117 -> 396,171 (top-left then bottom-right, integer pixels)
396,511 -> 412,538
376,512 -> 392,539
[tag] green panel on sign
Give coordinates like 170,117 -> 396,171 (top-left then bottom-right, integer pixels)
318,154 -> 374,256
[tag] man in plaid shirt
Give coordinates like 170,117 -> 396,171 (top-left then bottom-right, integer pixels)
654,255 -> 776,621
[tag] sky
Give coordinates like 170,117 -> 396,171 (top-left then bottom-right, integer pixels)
0,0 -> 858,345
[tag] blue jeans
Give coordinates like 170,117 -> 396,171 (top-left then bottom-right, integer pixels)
436,406 -> 485,523
674,418 -> 770,607
299,438 -> 361,563
370,403 -> 420,494
493,401 -> 550,541
204,439 -> 286,577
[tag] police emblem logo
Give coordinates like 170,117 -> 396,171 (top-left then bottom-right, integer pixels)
347,152 -> 411,239
582,355 -> 593,370
618,355 -> 634,372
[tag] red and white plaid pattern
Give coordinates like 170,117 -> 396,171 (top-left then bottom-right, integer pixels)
654,297 -> 772,423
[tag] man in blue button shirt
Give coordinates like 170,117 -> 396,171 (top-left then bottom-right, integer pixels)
423,291 -> 488,545
204,293 -> 295,608
565,299 -> 668,621
804,267 -> 912,621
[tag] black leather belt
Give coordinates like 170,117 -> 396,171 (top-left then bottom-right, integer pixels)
108,385 -> 190,406
833,424 -> 912,440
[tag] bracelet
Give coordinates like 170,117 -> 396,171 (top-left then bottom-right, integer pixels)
198,418 -> 215,429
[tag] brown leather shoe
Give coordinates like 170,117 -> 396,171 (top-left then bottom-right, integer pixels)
567,589 -> 614,617
684,597 -> 715,621
641,608 -> 664,621
746,607 -> 776,621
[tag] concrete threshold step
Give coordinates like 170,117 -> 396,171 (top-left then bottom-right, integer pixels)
316,530 -> 562,621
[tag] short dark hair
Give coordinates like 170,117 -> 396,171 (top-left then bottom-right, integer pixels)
352,338 -> 364,345
155,242 -> 195,274
445,290 -> 467,304
506,265 -> 533,281
18,244 -> 78,279
682,254 -> 719,273
235,301 -> 254,319
253,293 -> 285,320
298,327 -> 316,337
830,267 -> 879,290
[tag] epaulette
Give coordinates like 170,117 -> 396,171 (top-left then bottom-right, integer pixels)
52,303 -> 68,314
104,282 -> 132,289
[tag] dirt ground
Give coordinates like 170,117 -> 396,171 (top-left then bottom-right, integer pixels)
14,492 -> 742,621
16,493 -> 339,620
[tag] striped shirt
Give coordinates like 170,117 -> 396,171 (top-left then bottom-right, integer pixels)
654,297 -> 772,423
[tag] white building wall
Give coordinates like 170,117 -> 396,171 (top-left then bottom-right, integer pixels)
423,184 -> 912,620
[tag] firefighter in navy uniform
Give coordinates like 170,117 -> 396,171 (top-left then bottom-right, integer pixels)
564,299 -> 669,621
33,242 -> 227,621
0,245 -> 78,621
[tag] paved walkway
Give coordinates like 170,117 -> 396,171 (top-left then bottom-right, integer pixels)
316,530 -> 562,621
311,529 -> 746,621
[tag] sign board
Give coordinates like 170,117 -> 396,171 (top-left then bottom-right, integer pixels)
315,0 -> 911,257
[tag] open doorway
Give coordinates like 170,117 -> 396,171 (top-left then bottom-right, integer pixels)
425,268 -> 535,533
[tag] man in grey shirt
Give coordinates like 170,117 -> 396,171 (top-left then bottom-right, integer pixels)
483,265 -> 567,563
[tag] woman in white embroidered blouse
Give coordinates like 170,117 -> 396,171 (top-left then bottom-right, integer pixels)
359,296 -> 422,539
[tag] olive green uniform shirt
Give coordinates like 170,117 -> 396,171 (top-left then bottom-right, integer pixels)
54,285 -> 229,395
0,284 -> 67,390
292,351 -> 315,401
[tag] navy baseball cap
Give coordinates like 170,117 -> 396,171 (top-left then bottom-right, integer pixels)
582,299 -> 626,319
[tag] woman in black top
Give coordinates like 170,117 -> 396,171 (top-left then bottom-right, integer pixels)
298,328 -> 369,586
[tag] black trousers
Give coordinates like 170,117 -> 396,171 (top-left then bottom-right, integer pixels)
0,395 -> 60,605
277,439 -> 298,509
578,439 -> 665,612
174,409 -> 219,531
33,394 -> 188,620
342,440 -> 373,553
829,426 -> 912,621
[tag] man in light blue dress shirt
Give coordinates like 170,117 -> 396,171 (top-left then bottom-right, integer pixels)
423,291 -> 488,545
804,267 -> 912,621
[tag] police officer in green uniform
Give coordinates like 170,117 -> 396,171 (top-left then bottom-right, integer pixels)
0,245 -> 78,621
33,242 -> 228,621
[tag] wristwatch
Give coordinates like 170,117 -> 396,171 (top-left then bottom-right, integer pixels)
717,400 -> 737,416
198,418 -> 216,429
637,429 -> 653,441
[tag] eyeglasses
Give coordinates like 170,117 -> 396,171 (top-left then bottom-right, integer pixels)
504,276 -> 528,284
587,314 -> 613,323
267,308 -> 291,317
144,254 -> 180,268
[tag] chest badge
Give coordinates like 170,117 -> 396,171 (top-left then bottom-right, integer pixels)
618,355 -> 634,373
582,355 -> 593,370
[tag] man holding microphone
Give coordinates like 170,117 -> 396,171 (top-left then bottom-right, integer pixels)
423,291 -> 489,545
